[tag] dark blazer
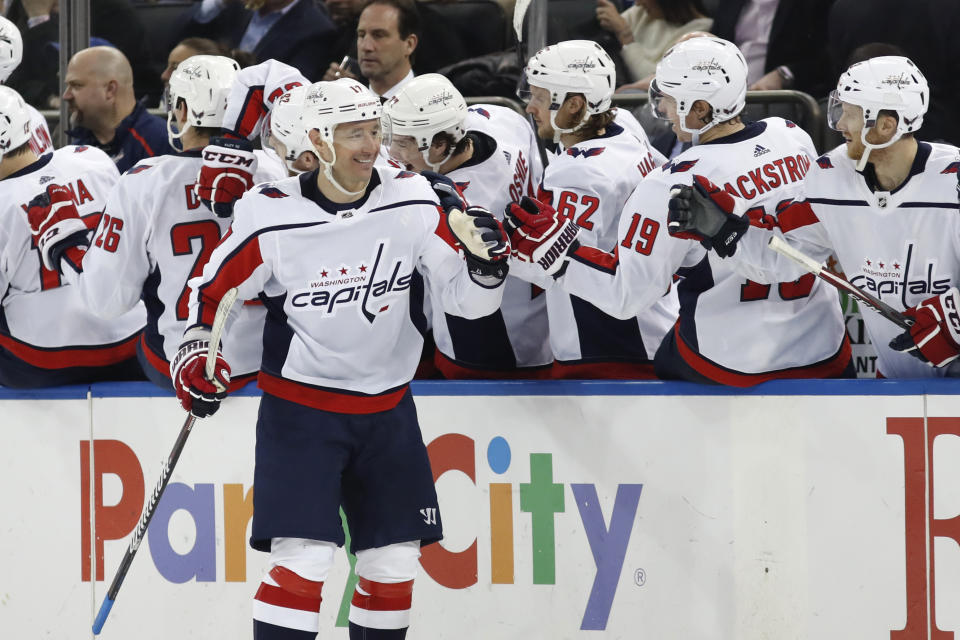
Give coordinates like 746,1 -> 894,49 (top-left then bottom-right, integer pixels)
711,0 -> 834,99
177,0 -> 337,81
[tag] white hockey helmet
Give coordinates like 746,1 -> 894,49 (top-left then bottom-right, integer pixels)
827,56 -> 928,169
0,16 -> 23,84
301,78 -> 382,196
165,54 -> 241,148
382,73 -> 467,171
0,85 -> 32,161
649,36 -> 747,144
264,85 -> 316,175
522,39 -> 616,142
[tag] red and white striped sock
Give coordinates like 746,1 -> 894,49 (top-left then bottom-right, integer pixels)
348,577 -> 413,636
253,565 -> 323,637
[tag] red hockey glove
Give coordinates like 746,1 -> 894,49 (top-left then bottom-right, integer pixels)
195,137 -> 258,218
447,206 -> 510,288
889,288 -> 960,367
25,183 -> 89,272
504,196 -> 580,277
170,334 -> 232,417
667,174 -> 749,258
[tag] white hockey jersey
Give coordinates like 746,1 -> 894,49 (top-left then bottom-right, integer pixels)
430,103 -> 551,376
0,147 -> 144,372
70,149 -> 287,383
186,166 -> 504,411
557,119 -> 851,385
730,141 -> 960,378
26,105 -> 53,156
537,120 -> 677,377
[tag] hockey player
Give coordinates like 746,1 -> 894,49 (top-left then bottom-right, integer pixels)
33,55 -> 286,389
667,55 -> 960,377
0,16 -> 53,155
0,86 -> 144,387
170,78 -> 508,639
518,39 -> 677,378
383,73 -> 551,377
507,36 -> 854,385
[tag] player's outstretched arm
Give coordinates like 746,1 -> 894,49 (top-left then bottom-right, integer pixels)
889,288 -> 960,368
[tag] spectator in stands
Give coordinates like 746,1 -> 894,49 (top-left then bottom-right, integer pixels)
827,0 -> 959,144
63,47 -> 173,173
596,0 -> 713,88
319,0 -> 365,81
160,38 -> 257,95
710,0 -> 834,97
175,0 -> 337,81
355,0 -> 418,100
5,0 -> 58,107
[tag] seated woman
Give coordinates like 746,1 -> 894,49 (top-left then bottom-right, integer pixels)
596,0 -> 712,90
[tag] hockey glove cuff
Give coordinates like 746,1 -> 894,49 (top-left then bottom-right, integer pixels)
25,183 -> 90,272
667,174 -> 749,258
447,206 -> 510,288
504,196 -> 580,277
195,137 -> 258,218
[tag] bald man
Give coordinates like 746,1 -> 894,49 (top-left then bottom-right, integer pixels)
63,46 -> 172,173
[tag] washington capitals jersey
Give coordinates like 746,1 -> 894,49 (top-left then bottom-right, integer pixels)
70,149 -> 287,381
731,141 -> 960,378
558,119 -> 850,385
538,121 -> 677,375
430,103 -> 551,374
186,166 -> 504,411
27,105 -> 53,156
0,147 -> 144,368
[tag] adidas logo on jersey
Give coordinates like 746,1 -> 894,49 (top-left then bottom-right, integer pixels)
753,144 -> 770,157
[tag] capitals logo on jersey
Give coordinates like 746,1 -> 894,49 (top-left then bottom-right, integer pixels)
289,242 -> 413,323
663,158 -> 699,173
259,185 -> 289,198
849,243 -> 952,306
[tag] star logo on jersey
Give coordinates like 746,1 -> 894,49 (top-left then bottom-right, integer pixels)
816,155 -> 834,169
753,144 -> 770,157
941,161 -> 959,175
663,158 -> 699,173
259,186 -> 289,198
565,147 -> 605,159
470,107 -> 491,119
293,242 -> 413,323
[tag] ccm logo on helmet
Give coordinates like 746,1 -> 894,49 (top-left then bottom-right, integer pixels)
202,150 -> 255,167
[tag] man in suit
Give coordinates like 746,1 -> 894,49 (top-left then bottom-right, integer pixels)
711,0 -> 834,99
177,0 -> 337,81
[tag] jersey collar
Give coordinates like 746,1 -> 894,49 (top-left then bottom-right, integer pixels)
858,141 -> 931,195
702,120 -> 767,145
299,168 -> 382,213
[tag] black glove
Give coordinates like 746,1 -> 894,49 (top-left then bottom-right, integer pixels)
667,174 -> 749,258
421,170 -> 467,214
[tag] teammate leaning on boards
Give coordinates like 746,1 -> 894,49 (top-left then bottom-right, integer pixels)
31,56 -> 286,389
171,78 -> 507,640
514,39 -> 678,379
0,86 -> 144,387
669,56 -> 960,377
507,36 -> 854,386
383,73 -> 552,378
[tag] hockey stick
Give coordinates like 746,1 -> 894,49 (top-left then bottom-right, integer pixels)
92,287 -> 239,635
767,236 -> 913,331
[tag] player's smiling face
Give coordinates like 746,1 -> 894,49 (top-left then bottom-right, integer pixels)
330,118 -> 382,187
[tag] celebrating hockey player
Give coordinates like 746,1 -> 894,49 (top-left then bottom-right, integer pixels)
0,16 -> 53,155
0,86 -> 144,387
668,55 -> 960,377
517,39 -> 677,378
171,78 -> 508,639
383,73 -> 552,377
30,55 -> 286,388
507,36 -> 854,385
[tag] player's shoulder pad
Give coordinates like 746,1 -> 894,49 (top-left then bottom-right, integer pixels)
376,166 -> 441,205
59,144 -> 114,166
